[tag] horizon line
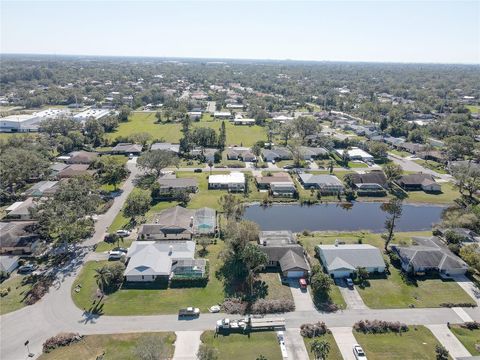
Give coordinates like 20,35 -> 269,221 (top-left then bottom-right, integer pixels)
1,52 -> 479,66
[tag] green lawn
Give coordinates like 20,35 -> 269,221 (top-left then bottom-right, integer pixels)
0,275 -> 33,315
354,326 -> 447,360
389,149 -> 411,158
73,244 -> 225,315
304,333 -> 343,360
413,159 -> 448,174
450,325 -> 480,355
200,331 -> 282,360
466,105 -> 480,114
347,161 -> 369,168
95,237 -> 134,253
355,262 -> 476,308
259,272 -> 294,302
106,112 -> 267,146
405,182 -> 460,204
38,332 -> 176,360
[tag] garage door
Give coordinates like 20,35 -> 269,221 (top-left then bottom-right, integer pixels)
332,271 -> 352,278
287,271 -> 305,278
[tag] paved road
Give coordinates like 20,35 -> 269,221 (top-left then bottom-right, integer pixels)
426,324 -> 471,358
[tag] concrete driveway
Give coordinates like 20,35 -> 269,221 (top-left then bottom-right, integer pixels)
426,324 -> 471,358
450,275 -> 480,306
173,331 -> 202,360
336,279 -> 368,310
284,328 -> 309,359
330,327 -> 358,360
287,279 -> 316,312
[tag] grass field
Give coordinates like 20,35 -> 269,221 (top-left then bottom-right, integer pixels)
413,159 -> 448,174
259,272 -> 294,302
73,244 -> 225,315
303,333 -> 343,360
466,105 -> 480,114
106,112 -> 267,147
200,331 -> 282,360
389,149 -> 411,158
354,326 -> 446,360
450,325 -> 480,355
404,182 -> 460,204
38,332 -> 176,360
0,275 -> 33,315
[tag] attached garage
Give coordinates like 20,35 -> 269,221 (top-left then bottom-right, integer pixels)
287,270 -> 306,278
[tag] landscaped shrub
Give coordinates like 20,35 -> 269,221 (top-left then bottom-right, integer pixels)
0,287 -> 9,297
316,302 -> 339,312
354,319 -> 408,334
300,321 -> 329,338
461,321 -> 480,330
170,276 -> 208,288
24,275 -> 54,305
250,299 -> 295,314
222,298 -> 248,314
440,302 -> 476,308
42,333 -> 82,353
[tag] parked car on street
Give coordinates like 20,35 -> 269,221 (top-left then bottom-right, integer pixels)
353,344 -> 367,360
194,168 -> 203,173
116,229 -> 131,237
112,247 -> 128,254
178,307 -> 200,318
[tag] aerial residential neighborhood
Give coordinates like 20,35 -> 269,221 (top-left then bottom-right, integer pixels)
0,1 -> 479,360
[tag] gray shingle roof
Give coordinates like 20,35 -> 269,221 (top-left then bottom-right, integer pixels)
316,244 -> 385,272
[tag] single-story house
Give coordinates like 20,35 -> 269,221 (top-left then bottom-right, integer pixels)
258,231 -> 310,278
187,111 -> 202,120
156,175 -> 198,194
138,206 -> 216,240
255,172 -> 293,190
398,142 -> 425,154
233,118 -> 256,126
213,111 -> 232,119
124,241 -> 206,282
56,164 -> 95,179
0,255 -> 20,274
391,237 -> 468,275
190,147 -> 216,163
417,150 -> 446,164
298,174 -> 345,194
261,147 -> 293,162
396,174 -> 441,192
111,143 -> 143,155
335,147 -> 374,162
66,151 -> 98,164
4,198 -> 35,220
0,222 -> 39,255
348,171 -> 388,189
150,142 -> 180,154
22,180 -> 59,198
270,182 -> 297,197
272,115 -> 294,123
226,147 -> 256,162
208,172 -> 245,192
315,244 -> 386,278
50,162 -> 69,178
299,146 -> 329,160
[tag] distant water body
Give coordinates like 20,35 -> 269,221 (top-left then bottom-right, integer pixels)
243,202 -> 444,233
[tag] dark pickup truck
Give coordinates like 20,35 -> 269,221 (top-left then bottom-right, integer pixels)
178,307 -> 200,318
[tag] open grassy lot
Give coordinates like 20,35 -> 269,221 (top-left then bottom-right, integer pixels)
259,272 -> 294,301
414,159 -> 448,174
354,326 -> 447,360
450,325 -> 480,355
200,331 -> 282,360
106,112 -> 267,146
389,149 -> 411,158
0,275 -> 33,315
38,332 -> 176,360
73,244 -> 225,315
404,182 -> 460,204
355,262 -> 476,308
466,105 -> 480,114
304,333 -> 342,360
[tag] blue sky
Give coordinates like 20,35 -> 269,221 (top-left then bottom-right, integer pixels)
1,1 -> 479,64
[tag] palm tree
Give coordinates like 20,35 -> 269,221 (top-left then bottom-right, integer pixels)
310,339 -> 331,360
94,266 -> 111,296
242,244 -> 267,296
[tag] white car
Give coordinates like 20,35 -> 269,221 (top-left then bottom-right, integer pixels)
353,344 -> 367,360
209,305 -> 221,313
116,229 -> 131,237
108,250 -> 124,260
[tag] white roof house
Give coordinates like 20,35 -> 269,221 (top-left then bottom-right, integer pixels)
233,118 -> 255,125
125,241 -> 196,281
336,147 -> 374,162
208,172 -> 245,191
213,111 -> 232,119
316,244 -> 386,278
272,115 -> 294,123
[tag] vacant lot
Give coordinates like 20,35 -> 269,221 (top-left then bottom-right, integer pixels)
0,275 -> 33,315
201,331 -> 282,360
38,332 -> 176,360
450,325 -> 480,355
354,326 -> 446,360
303,333 -> 342,360
106,112 -> 267,146
73,244 -> 225,315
